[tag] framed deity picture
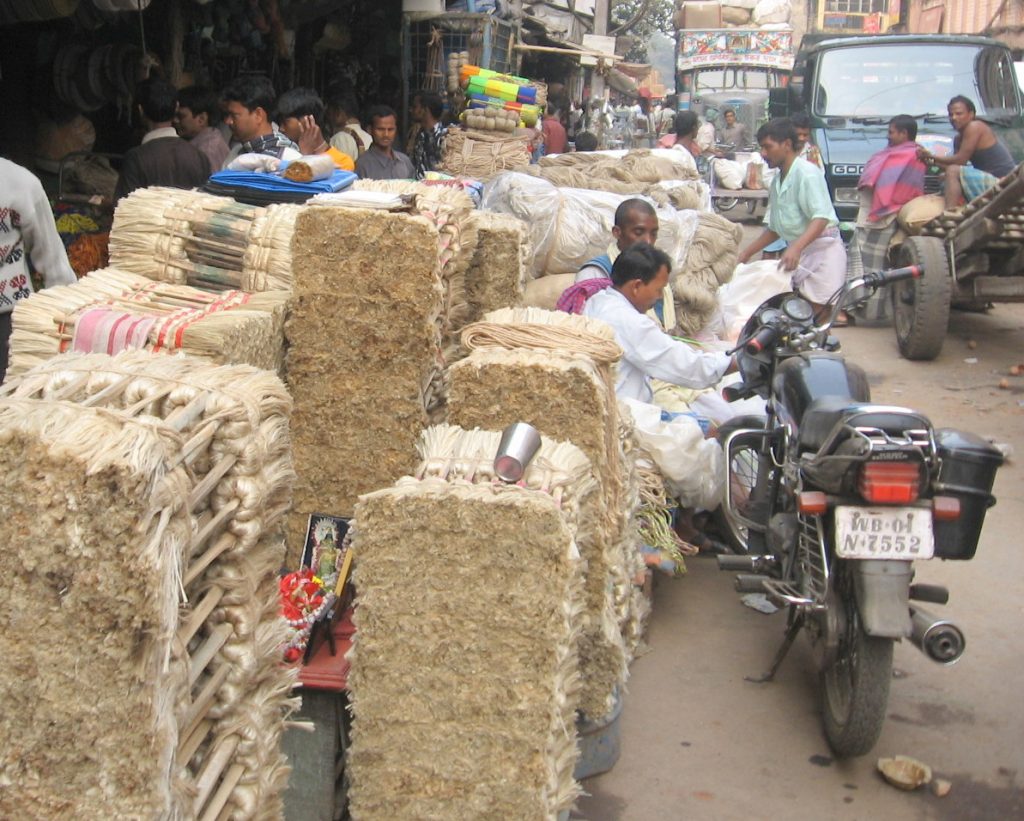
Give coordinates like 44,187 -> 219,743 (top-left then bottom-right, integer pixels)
301,513 -> 352,591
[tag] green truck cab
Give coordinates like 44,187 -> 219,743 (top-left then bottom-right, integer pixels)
771,34 -> 1024,222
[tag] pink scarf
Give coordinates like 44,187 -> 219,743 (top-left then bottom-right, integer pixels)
858,141 -> 926,222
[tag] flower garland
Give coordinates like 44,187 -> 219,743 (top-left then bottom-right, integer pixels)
280,569 -> 336,662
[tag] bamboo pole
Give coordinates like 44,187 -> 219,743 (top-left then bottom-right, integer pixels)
176,585 -> 225,648
188,622 -> 233,687
193,734 -> 241,814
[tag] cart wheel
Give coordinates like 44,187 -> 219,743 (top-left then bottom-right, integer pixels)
714,196 -> 738,213
891,235 -> 952,361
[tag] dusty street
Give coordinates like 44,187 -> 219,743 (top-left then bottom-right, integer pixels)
575,302 -> 1024,820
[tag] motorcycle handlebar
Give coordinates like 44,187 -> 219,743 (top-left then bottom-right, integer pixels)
745,324 -> 780,355
861,264 -> 922,289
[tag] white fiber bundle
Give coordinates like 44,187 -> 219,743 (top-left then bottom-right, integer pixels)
0,351 -> 296,821
109,186 -> 301,293
8,267 -> 286,378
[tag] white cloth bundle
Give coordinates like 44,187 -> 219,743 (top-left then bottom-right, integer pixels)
620,397 -> 724,511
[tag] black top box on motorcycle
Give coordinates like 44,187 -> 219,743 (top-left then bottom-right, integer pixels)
933,428 -> 1004,560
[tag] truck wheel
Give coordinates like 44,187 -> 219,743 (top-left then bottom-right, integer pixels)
891,235 -> 952,361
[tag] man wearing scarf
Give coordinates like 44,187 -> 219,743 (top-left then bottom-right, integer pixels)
855,115 -> 926,275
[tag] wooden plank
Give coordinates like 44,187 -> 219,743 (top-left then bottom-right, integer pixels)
951,171 -> 1024,253
962,276 -> 1024,301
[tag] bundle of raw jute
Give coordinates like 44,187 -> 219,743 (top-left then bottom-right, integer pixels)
521,164 -> 704,211
449,308 -> 641,719
8,266 -> 287,378
439,128 -> 532,180
109,186 -> 300,292
0,351 -> 296,821
351,179 -> 478,346
347,423 -> 594,820
285,206 -> 445,565
537,149 -> 698,181
671,211 -> 744,336
464,210 -> 529,323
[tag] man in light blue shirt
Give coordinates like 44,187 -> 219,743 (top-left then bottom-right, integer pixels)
738,119 -> 846,312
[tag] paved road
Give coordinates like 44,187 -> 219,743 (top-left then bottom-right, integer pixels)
574,303 -> 1024,820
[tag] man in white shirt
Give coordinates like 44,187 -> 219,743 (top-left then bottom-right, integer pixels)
584,243 -> 733,403
0,158 -> 77,382
585,242 -> 736,552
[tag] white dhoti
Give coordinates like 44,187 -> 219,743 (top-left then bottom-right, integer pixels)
791,227 -> 847,305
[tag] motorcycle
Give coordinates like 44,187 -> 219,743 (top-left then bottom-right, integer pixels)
714,264 -> 1004,757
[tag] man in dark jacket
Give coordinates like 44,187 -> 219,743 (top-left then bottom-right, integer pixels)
114,77 -> 210,201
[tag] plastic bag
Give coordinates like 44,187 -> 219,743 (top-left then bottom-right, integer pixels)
620,397 -> 725,510
718,260 -> 792,341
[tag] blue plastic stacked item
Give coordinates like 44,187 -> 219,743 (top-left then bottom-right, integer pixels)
208,168 -> 357,194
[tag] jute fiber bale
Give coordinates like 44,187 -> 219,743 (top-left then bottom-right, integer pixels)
673,211 -> 744,336
8,267 -> 287,378
464,210 -> 529,322
449,311 -> 637,718
350,179 -> 478,345
523,272 -> 575,310
109,187 -> 300,292
0,351 -> 297,820
349,475 -> 584,820
0,399 -> 193,819
286,207 -> 444,562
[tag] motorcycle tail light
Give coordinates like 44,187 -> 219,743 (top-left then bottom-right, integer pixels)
858,460 -> 921,504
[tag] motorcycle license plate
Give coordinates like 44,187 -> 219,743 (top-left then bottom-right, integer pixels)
834,506 -> 934,560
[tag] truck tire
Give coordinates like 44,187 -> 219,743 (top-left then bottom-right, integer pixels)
891,235 -> 951,361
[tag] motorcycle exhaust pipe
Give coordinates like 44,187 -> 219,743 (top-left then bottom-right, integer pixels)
910,606 -> 965,665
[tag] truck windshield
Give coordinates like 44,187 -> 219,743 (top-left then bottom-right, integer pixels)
813,44 -> 1022,119
694,67 -> 779,92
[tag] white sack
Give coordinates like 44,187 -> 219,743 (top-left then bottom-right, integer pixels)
712,158 -> 745,190
620,397 -> 725,511
482,172 -> 702,278
717,260 -> 793,341
753,0 -> 791,24
522,273 -> 575,309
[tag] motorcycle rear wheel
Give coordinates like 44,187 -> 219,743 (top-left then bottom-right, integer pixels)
820,570 -> 893,758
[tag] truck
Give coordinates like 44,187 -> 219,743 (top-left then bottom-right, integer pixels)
771,34 -> 1024,224
676,28 -> 795,142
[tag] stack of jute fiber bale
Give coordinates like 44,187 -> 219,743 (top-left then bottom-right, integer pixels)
7,267 -> 288,378
284,204 -> 447,565
109,186 -> 300,292
464,210 -> 530,323
448,308 -> 644,720
0,351 -> 295,820
347,423 -> 597,819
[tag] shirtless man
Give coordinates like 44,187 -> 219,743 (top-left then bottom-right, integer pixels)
917,95 -> 1016,209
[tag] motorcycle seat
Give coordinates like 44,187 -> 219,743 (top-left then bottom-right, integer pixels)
798,396 -> 931,452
